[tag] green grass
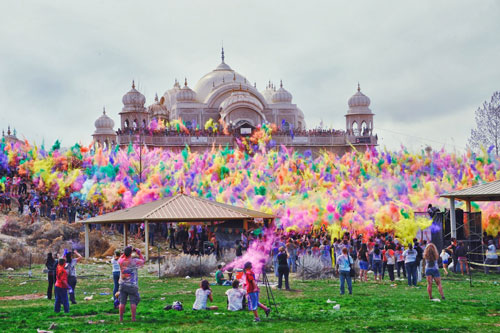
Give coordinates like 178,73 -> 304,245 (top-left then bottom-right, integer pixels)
0,264 -> 499,332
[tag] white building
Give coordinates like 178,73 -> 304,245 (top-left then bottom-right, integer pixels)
92,49 -> 376,154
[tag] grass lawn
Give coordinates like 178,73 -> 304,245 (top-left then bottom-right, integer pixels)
0,263 -> 499,332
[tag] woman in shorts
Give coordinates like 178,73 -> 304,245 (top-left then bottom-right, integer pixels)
357,243 -> 369,282
424,243 -> 445,300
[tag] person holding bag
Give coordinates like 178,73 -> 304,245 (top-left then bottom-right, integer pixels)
336,247 -> 353,295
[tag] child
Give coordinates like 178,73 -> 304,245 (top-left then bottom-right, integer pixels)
215,264 -> 231,286
193,280 -> 218,310
440,249 -> 450,276
54,258 -> 69,313
225,279 -> 246,311
244,262 -> 270,322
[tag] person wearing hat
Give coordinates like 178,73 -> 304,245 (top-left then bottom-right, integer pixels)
118,246 -> 145,322
485,239 -> 499,274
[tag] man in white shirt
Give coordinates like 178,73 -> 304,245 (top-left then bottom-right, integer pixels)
225,280 -> 246,311
485,240 -> 499,274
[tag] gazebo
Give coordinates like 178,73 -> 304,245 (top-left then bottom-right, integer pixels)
80,193 -> 275,260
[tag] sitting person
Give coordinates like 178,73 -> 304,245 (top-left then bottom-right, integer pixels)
192,280 -> 218,310
215,265 -> 231,286
225,279 -> 247,311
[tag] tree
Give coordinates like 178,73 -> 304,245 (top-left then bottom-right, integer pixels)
469,91 -> 500,155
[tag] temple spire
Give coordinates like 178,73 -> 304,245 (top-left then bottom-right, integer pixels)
103,106 -> 106,115
154,93 -> 159,102
221,45 -> 225,63
132,80 -> 135,89
357,82 -> 360,92
184,78 -> 188,86
280,80 -> 283,88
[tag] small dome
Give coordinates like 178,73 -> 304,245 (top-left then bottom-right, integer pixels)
94,108 -> 116,136
176,79 -> 197,102
348,84 -> 371,108
122,80 -> 146,107
260,81 -> 275,103
148,93 -> 168,117
271,80 -> 293,103
95,108 -> 115,129
347,84 -> 372,115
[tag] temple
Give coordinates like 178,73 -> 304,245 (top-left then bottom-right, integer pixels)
92,49 -> 377,154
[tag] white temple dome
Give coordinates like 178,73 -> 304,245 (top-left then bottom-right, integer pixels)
347,84 -> 372,114
348,84 -> 371,108
176,79 -> 197,102
122,81 -> 146,107
94,108 -> 115,135
271,81 -> 293,103
194,48 -> 249,103
260,82 -> 275,103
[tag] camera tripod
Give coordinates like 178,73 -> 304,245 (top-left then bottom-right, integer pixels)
261,271 -> 278,313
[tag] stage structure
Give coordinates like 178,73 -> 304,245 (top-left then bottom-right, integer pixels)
440,180 -> 500,263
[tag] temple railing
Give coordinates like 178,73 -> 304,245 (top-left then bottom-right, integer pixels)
117,134 -> 377,147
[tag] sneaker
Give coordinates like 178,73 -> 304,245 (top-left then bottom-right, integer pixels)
254,317 -> 261,322
441,296 -> 445,300
265,308 -> 271,318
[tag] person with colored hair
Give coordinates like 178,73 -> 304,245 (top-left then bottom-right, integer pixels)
118,246 -> 145,322
423,243 -> 445,300
54,258 -> 69,313
244,262 -> 270,322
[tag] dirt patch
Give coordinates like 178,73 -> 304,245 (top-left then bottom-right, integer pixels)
0,293 -> 44,301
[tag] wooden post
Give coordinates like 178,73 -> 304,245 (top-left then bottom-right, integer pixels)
84,223 -> 90,259
123,223 -> 128,247
450,198 -> 456,238
145,220 -> 149,261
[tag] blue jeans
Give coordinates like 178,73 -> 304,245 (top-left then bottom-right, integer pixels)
339,271 -> 352,295
288,255 -> 297,272
54,286 -> 69,313
373,260 -> 382,276
273,256 -> 279,277
113,271 -> 120,300
405,262 -> 417,286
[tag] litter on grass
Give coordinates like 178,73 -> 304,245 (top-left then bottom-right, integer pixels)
326,299 -> 336,304
333,304 -> 341,310
431,299 -> 441,302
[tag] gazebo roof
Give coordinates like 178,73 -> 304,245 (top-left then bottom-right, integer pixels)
81,193 -> 274,224
440,179 -> 500,201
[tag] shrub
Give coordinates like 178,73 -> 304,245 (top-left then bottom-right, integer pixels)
162,254 -> 218,277
297,255 -> 335,279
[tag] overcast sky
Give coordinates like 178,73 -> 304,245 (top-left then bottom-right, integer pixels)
0,0 -> 499,152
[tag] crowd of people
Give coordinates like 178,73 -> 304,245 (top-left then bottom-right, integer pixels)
115,124 -> 349,139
